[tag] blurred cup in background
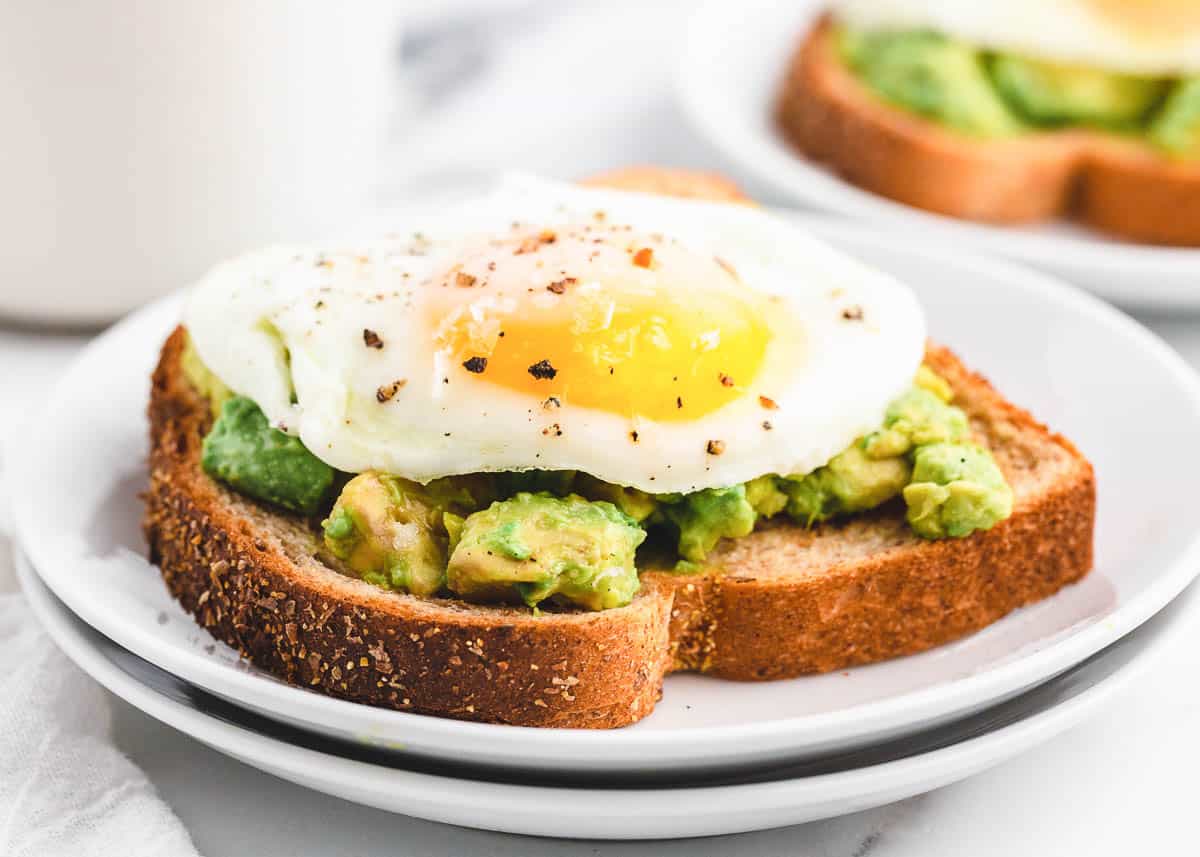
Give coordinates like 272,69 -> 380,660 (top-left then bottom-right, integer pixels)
0,0 -> 403,325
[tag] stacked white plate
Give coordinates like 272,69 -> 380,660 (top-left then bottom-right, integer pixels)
11,220 -> 1200,839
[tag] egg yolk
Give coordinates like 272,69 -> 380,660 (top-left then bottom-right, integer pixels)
431,224 -> 774,422
1089,0 -> 1200,40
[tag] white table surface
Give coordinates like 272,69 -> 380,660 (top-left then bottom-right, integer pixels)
5,2 -> 1200,851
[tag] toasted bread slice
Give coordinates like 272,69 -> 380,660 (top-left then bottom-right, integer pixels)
143,169 -> 1095,728
776,16 -> 1200,247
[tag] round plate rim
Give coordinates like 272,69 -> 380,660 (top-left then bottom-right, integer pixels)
10,216 -> 1200,767
16,549 -> 1188,839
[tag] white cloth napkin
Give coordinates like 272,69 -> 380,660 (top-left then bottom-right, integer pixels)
0,489 -> 199,856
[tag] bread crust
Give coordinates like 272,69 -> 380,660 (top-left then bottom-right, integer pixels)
776,16 -> 1200,246
143,168 -> 1095,727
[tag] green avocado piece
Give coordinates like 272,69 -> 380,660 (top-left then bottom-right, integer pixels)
782,444 -> 912,525
913,365 -> 955,403
903,442 -> 1014,538
862,387 -> 970,459
662,484 -> 759,563
838,27 -> 1023,136
989,54 -> 1166,127
446,492 -> 645,611
573,473 -> 660,523
1149,77 -> 1200,157
744,475 -> 788,519
321,471 -> 473,597
201,396 -> 334,515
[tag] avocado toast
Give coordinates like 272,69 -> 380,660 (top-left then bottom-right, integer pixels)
144,168 -> 1095,728
776,15 -> 1200,246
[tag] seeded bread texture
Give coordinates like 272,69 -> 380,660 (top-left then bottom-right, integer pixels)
775,16 -> 1200,247
143,167 -> 1095,728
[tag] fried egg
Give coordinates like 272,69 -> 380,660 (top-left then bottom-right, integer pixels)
834,0 -> 1200,75
185,176 -> 925,494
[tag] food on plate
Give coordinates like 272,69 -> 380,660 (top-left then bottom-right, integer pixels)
144,168 -> 1095,728
776,0 -> 1200,246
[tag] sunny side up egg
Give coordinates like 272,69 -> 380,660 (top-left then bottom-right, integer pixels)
834,0 -> 1200,75
185,177 -> 925,495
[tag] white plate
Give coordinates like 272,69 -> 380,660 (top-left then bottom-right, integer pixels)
18,549 -> 1194,839
11,219 -> 1200,777
678,0 -> 1200,311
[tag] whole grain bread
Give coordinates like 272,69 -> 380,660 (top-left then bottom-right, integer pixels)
776,16 -> 1200,247
143,169 -> 1095,728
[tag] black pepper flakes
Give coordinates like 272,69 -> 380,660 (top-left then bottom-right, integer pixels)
528,359 -> 557,380
630,430 -> 639,443
546,276 -> 577,294
362,329 -> 384,349
542,423 -> 563,437
462,356 -> 488,374
762,420 -> 773,431
842,305 -> 864,321
719,373 -> 735,387
676,396 -> 683,409
543,396 -> 561,409
706,440 -> 725,455
455,271 -> 477,287
375,379 -> 407,402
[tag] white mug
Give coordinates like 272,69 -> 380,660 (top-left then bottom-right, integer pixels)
0,1 -> 403,324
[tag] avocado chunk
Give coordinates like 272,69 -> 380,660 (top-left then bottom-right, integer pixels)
839,27 -> 1023,136
1149,77 -> 1200,157
782,444 -> 912,525
574,473 -> 660,523
903,442 -> 1013,538
663,485 -> 759,563
201,396 -> 334,515
321,471 -> 473,597
989,54 -> 1166,127
862,387 -> 970,459
446,493 -> 645,610
744,474 -> 789,519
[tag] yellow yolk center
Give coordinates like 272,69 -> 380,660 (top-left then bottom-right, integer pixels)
1089,0 -> 1200,40
431,224 -> 774,422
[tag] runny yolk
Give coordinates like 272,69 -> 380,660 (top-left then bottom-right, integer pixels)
430,224 -> 775,422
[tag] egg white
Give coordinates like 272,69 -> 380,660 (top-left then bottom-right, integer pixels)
185,176 -> 925,494
834,0 -> 1200,76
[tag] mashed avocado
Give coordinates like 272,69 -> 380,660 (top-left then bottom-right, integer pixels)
838,25 -> 1194,156
573,473 -> 660,523
989,55 -> 1166,127
320,471 -> 485,597
861,386 -> 969,458
782,444 -> 912,525
201,396 -> 334,515
903,442 -> 1014,538
446,493 -> 644,610
662,485 -> 759,563
837,27 -> 1023,136
188,340 -> 1015,609
1149,77 -> 1200,156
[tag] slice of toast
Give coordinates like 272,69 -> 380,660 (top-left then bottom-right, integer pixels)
776,15 -> 1200,247
143,169 -> 1095,728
